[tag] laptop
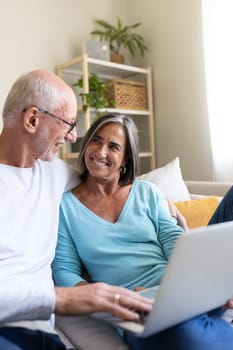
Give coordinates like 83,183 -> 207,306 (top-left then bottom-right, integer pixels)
93,221 -> 233,337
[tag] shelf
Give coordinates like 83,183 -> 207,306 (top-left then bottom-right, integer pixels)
56,55 -> 150,80
56,54 -> 156,173
90,108 -> 150,116
62,151 -> 153,160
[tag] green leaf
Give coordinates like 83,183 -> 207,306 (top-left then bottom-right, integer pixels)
76,73 -> 115,115
90,17 -> 148,57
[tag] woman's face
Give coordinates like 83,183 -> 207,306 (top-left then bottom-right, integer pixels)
84,123 -> 126,181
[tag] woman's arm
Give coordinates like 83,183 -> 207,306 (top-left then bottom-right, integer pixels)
167,200 -> 189,231
156,191 -> 184,259
52,209 -> 86,286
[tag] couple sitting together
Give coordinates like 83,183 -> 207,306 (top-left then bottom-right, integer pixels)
1,69 -> 233,350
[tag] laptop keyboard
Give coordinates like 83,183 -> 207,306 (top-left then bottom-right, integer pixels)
136,286 -> 159,324
138,311 -> 149,324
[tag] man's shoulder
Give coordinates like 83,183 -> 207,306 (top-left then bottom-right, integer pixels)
37,158 -> 80,190
38,157 -> 66,168
37,157 -> 75,174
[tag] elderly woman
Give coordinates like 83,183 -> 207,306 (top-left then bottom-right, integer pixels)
53,114 -> 233,350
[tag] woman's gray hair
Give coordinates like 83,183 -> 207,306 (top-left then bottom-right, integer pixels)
78,114 -> 140,185
2,70 -> 73,127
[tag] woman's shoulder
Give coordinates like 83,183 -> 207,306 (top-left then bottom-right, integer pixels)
135,178 -> 159,191
134,179 -> 165,199
61,190 -> 74,203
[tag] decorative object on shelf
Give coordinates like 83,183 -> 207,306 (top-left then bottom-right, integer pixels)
90,17 -> 148,64
106,79 -> 147,110
82,39 -> 110,61
55,54 -> 155,172
73,73 -> 115,117
110,53 -> 124,64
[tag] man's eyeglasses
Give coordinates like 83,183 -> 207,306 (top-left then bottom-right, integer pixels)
23,107 -> 77,134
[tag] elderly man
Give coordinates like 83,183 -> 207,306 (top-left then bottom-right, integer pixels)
0,70 -> 152,350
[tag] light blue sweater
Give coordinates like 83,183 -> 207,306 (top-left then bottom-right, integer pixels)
53,180 -> 184,290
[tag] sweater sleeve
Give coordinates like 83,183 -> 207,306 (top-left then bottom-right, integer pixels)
150,183 -> 184,259
52,199 -> 85,287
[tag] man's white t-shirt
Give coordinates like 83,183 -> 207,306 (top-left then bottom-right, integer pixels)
0,157 -> 78,330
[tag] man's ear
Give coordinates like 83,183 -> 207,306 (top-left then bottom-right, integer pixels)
23,107 -> 40,133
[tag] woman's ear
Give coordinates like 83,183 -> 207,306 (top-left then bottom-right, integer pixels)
23,107 -> 39,134
121,157 -> 128,169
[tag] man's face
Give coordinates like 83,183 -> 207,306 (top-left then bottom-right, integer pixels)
34,104 -> 77,161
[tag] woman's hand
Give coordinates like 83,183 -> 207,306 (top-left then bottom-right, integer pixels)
222,299 -> 233,309
167,200 -> 189,231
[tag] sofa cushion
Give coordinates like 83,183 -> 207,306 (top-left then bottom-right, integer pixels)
175,196 -> 219,228
55,315 -> 129,350
139,157 -> 190,202
185,180 -> 232,198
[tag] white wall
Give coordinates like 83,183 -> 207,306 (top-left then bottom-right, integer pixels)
0,0 -> 213,180
0,0 -> 127,127
128,0 -> 213,180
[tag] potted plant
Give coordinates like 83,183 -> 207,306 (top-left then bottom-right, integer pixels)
73,73 -> 115,117
90,17 -> 148,64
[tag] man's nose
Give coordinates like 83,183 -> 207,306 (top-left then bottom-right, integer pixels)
65,127 -> 77,143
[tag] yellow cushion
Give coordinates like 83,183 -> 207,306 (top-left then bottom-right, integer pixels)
175,196 -> 219,229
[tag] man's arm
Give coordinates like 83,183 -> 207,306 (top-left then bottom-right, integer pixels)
55,283 -> 153,321
0,277 -> 54,323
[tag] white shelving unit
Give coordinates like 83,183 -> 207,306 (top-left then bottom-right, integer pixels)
56,53 -> 155,172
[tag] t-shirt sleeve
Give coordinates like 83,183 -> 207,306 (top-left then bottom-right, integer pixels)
0,278 -> 55,323
58,159 -> 80,192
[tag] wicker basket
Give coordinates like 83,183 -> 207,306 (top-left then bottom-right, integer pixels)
106,79 -> 147,110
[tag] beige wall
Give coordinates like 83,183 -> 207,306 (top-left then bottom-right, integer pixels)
0,0 -> 213,180
0,0 -> 127,125
128,0 -> 213,180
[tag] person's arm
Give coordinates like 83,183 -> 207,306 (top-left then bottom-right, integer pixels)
55,283 -> 153,321
0,276 -> 153,323
167,200 -> 189,231
0,277 -> 54,323
53,194 -> 153,320
222,299 -> 233,310
154,189 -> 184,259
52,225 -> 86,287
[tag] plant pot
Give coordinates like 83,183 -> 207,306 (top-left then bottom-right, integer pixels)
110,53 -> 124,64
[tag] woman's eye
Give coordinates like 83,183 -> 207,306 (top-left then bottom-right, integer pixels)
92,137 -> 101,144
110,144 -> 120,151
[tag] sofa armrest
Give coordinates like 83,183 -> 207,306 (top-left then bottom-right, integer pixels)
55,315 -> 129,350
185,181 -> 232,198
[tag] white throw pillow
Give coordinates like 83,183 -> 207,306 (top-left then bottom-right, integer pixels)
139,157 -> 191,202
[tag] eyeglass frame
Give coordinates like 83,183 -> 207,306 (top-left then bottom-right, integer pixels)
23,106 -> 77,134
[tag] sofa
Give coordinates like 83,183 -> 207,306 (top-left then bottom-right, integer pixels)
55,158 -> 233,350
